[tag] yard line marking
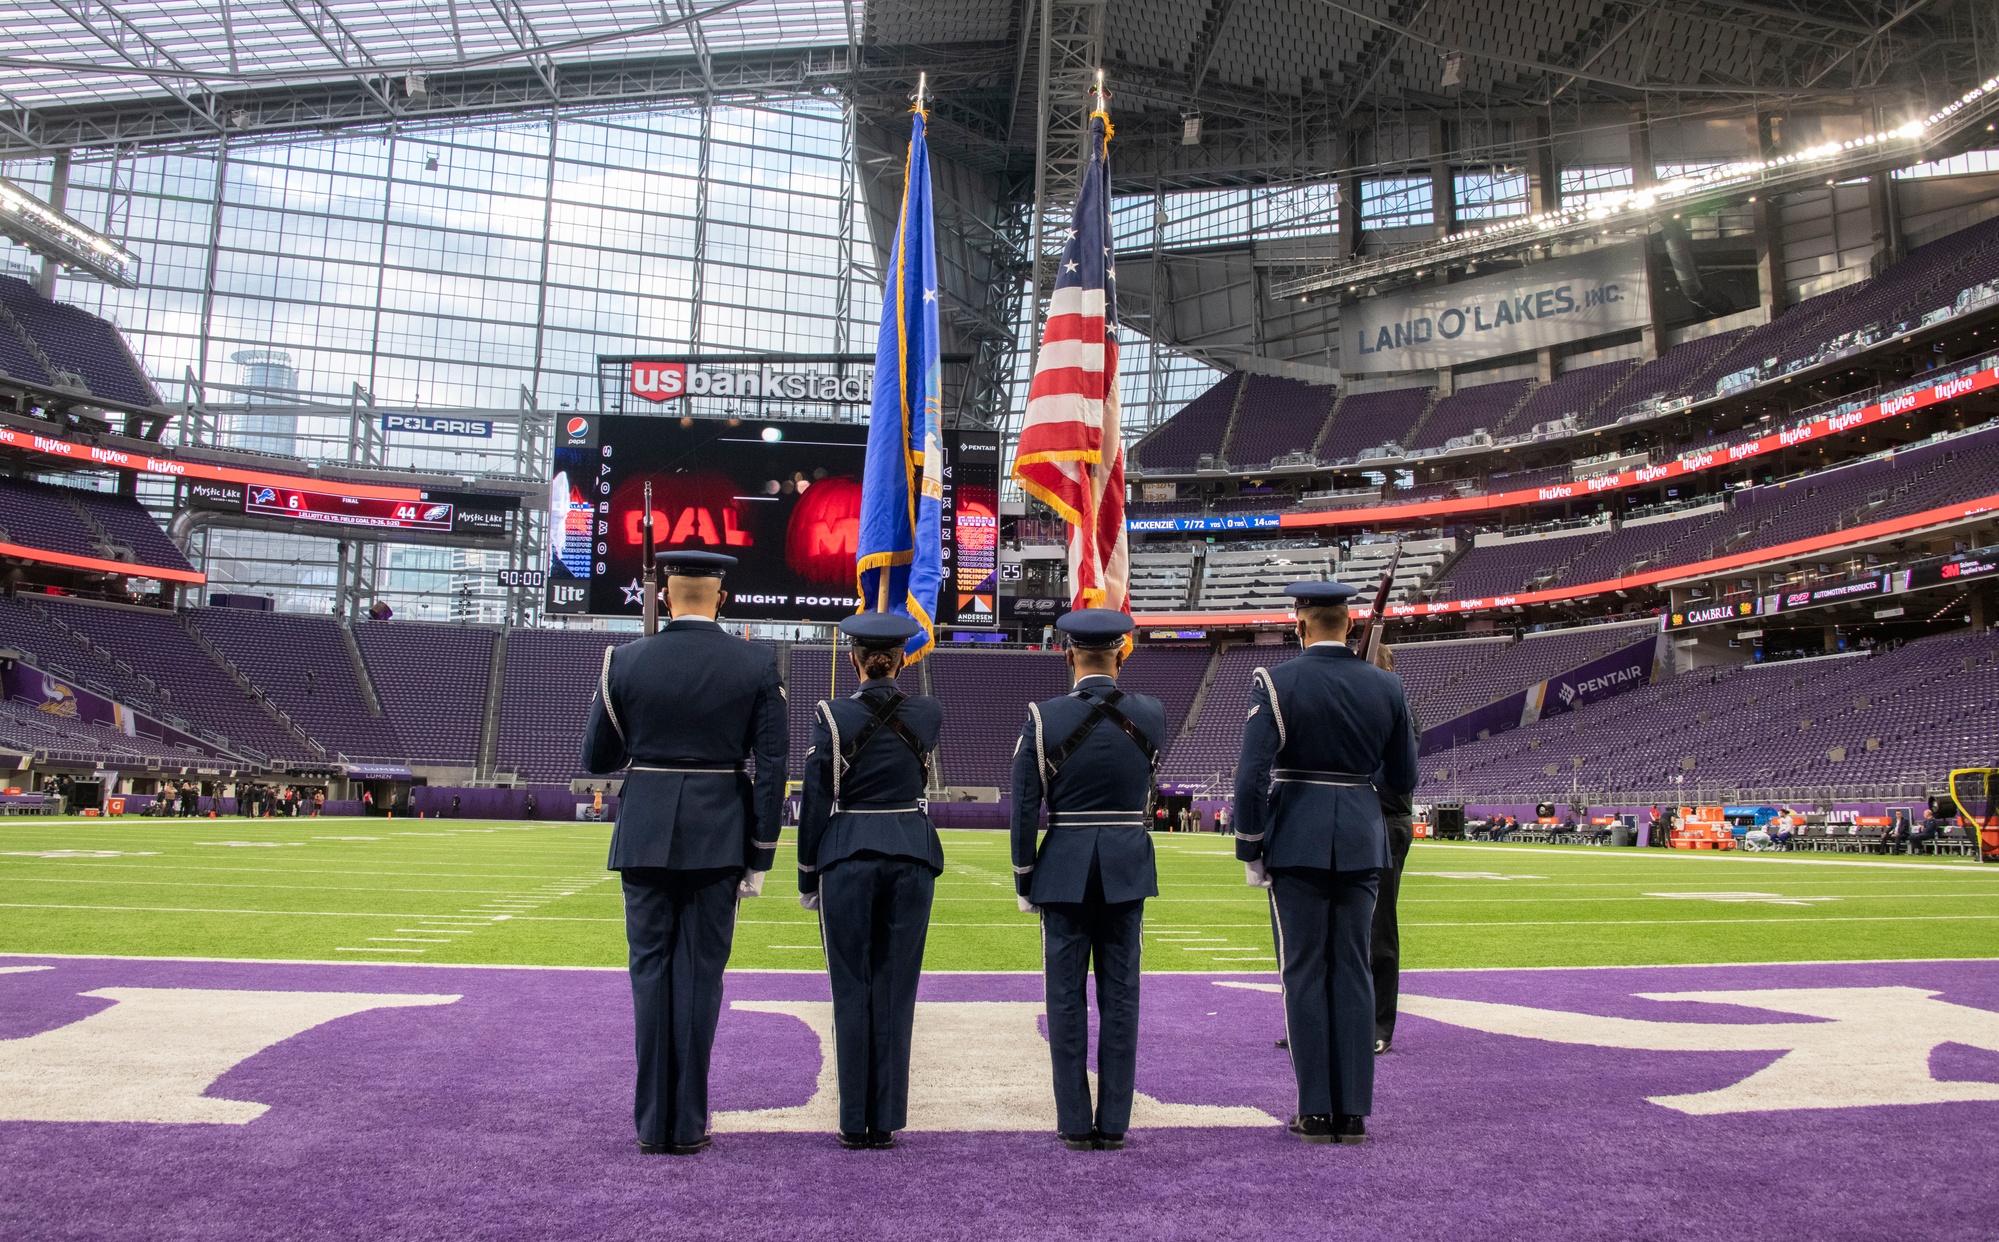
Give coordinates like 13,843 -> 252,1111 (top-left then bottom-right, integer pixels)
0,903 -> 456,918
368,937 -> 452,943
334,947 -> 426,953
1645,892 -> 1840,906
0,965 -> 53,974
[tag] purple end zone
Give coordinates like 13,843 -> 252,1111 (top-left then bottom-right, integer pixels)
2,957 -> 1996,1242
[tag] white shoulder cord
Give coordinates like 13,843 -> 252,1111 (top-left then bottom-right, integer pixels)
818,700 -> 844,801
1028,701 -> 1049,789
599,646 -> 625,743
1253,666 -> 1286,749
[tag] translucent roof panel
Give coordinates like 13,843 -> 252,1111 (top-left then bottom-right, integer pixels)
4,0 -> 853,110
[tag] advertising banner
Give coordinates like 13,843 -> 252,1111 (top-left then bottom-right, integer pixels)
1905,546 -> 1999,591
1347,243 -> 1650,374
1420,635 -> 1657,755
0,659 -> 217,758
1767,573 -> 1889,614
1532,636 -> 1660,721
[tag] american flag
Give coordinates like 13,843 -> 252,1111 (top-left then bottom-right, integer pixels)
1013,108 -> 1128,615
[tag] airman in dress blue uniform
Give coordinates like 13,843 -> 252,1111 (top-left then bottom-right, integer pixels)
1011,608 -> 1166,1152
582,550 -> 788,1156
1233,581 -> 1417,1146
796,612 -> 944,1150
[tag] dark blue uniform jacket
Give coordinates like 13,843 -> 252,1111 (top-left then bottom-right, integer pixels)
1232,644 -> 1418,873
581,617 -> 787,872
1011,675 -> 1166,906
796,679 -> 944,894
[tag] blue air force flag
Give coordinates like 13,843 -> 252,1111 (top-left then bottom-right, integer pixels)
856,101 -> 944,660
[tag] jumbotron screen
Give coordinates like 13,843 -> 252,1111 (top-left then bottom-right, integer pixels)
545,414 -> 1000,625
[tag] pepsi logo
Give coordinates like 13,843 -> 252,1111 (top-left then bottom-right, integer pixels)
565,417 -> 588,437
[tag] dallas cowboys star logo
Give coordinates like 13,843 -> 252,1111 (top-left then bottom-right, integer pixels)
620,578 -> 645,605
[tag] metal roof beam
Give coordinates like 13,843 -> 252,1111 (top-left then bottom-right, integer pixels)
273,0 -> 400,114
41,0 -> 224,130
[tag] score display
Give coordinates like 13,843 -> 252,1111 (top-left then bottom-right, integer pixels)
545,414 -> 1001,624
189,479 -> 515,535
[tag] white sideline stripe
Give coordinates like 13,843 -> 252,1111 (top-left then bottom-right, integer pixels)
0,964 -> 53,973
4,950 -> 1996,976
1418,843 -> 1983,871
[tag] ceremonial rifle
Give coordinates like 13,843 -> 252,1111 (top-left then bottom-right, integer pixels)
640,480 -> 659,636
1352,545 -> 1401,666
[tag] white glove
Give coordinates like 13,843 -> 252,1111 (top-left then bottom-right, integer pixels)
736,870 -> 766,899
1245,859 -> 1272,889
1016,894 -> 1043,915
798,891 -> 821,912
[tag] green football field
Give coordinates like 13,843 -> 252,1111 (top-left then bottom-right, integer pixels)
2,816 -> 1996,970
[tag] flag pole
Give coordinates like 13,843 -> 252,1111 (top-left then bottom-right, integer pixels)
639,480 -> 658,635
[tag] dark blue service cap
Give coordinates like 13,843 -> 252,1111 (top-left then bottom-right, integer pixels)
1055,607 -> 1136,649
839,611 -> 921,646
1284,580 -> 1360,603
656,549 -> 737,577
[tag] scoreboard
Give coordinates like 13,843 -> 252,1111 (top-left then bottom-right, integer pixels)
544,414 -> 1001,625
188,479 -> 514,536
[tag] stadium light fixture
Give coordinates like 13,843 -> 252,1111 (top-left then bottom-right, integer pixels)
1274,70 -> 1999,300
0,175 -> 139,289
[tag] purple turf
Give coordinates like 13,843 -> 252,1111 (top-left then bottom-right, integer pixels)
1,957 -> 1995,1242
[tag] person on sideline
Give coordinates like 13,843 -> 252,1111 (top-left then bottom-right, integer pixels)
1234,581 -> 1417,1146
582,549 -> 786,1156
796,612 -> 943,1151
1011,609 -> 1166,1152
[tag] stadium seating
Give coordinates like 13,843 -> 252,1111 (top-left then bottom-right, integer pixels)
1224,375 -> 1334,468
1131,372 -> 1243,470
1405,378 -> 1532,451
1130,551 -> 1196,610
1318,387 -> 1431,462
926,648 -> 1075,788
497,627 -> 637,781
1588,329 -> 1748,427
29,597 -> 313,760
0,276 -> 158,406
1425,626 -> 1999,800
1383,636 -> 1509,719
1158,642 -> 1284,785
188,608 -> 397,760
1510,359 -> 1638,432
0,477 -> 193,576
353,620 -> 495,766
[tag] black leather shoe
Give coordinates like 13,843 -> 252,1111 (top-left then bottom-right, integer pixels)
1287,1114 -> 1336,1144
1334,1114 -> 1367,1145
1093,1131 -> 1125,1151
640,1136 -> 710,1155
1374,1036 -> 1391,1055
867,1129 -> 896,1150
1059,1132 -> 1096,1152
838,1131 -> 871,1150
1274,1037 -> 1289,1049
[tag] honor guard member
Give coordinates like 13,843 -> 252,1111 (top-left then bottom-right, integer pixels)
796,612 -> 944,1150
1369,645 -> 1420,1055
1011,608 -> 1166,1152
1234,581 -> 1417,1146
582,550 -> 788,1156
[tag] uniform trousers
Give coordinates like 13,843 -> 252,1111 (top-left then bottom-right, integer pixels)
1269,866 -> 1380,1117
1371,815 -> 1415,1044
819,853 -> 936,1134
1039,862 -> 1145,1138
621,866 -> 741,1146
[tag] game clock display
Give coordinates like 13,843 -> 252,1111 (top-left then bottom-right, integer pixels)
545,414 -> 1000,624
